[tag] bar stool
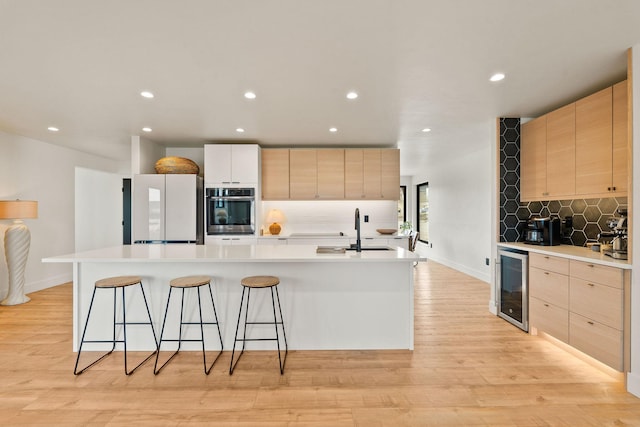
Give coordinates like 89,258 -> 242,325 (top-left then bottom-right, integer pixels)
154,275 -> 223,375
229,275 -> 288,375
74,275 -> 158,375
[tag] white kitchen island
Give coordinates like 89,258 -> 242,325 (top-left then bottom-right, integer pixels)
43,244 -> 423,352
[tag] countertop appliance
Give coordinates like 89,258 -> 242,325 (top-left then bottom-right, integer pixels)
206,187 -> 255,235
497,249 -> 528,331
600,210 -> 628,260
524,216 -> 561,246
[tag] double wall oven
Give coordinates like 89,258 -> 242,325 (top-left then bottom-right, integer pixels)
205,187 -> 256,235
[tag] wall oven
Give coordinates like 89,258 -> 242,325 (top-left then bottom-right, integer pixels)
206,187 -> 255,235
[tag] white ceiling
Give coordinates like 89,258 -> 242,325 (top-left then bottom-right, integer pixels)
1,0 -> 640,176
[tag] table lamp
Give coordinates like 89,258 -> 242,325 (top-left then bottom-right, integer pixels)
0,200 -> 38,305
266,209 -> 286,235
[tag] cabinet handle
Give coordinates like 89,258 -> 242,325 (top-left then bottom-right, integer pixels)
608,187 -> 612,191
612,186 -> 616,191
544,303 -> 549,307
587,264 -> 594,268
587,283 -> 595,287
587,321 -> 594,325
544,272 -> 549,275
544,256 -> 549,259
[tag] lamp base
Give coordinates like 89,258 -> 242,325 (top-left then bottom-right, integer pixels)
269,222 -> 281,235
2,220 -> 31,306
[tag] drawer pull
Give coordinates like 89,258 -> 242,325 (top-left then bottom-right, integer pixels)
587,283 -> 595,287
544,256 -> 549,259
544,272 -> 549,275
544,303 -> 549,307
587,321 -> 594,325
587,264 -> 594,268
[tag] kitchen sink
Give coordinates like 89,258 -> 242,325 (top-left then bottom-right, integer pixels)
316,245 -> 395,254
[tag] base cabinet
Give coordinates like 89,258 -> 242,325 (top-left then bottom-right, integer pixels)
529,253 -> 627,371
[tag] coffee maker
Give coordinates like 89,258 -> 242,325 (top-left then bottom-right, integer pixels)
524,216 -> 561,246
599,209 -> 628,260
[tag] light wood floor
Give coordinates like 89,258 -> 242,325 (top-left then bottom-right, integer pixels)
2,261 -> 640,426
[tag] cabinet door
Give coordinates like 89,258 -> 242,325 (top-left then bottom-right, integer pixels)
569,312 -> 622,371
529,267 -> 569,309
569,277 -> 623,330
612,80 -> 628,194
575,87 -> 612,195
289,149 -> 317,199
204,144 -> 232,184
530,297 -> 569,343
317,149 -> 344,199
231,145 -> 259,183
132,174 -> 166,242
363,149 -> 381,199
546,104 -> 575,198
520,116 -> 547,201
165,175 -> 198,241
380,149 -> 400,200
345,149 -> 364,199
262,149 -> 290,200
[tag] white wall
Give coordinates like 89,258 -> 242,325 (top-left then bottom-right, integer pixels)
0,131 -> 126,297
131,135 -> 165,175
261,200 -> 398,237
411,135 -> 494,283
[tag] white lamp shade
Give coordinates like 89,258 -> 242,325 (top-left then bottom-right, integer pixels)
266,209 -> 286,224
0,200 -> 38,219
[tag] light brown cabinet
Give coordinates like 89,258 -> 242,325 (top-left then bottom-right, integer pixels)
261,149 -> 290,200
520,80 -> 628,201
529,253 -> 569,343
289,149 -> 345,200
575,87 -> 613,195
546,103 -> 576,198
520,116 -> 547,201
529,253 -> 628,371
345,149 -> 400,200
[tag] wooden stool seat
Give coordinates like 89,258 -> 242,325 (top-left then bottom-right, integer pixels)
95,275 -> 142,288
241,275 -> 280,288
170,275 -> 211,288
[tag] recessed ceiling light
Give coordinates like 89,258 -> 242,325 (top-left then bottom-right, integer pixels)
236,128 -> 245,133
489,73 -> 505,82
244,91 -> 256,99
346,91 -> 358,100
140,91 -> 154,98
47,126 -> 59,132
329,127 -> 338,133
142,127 -> 152,132
421,128 -> 431,133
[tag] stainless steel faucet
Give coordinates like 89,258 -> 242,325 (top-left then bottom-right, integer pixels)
355,208 -> 361,252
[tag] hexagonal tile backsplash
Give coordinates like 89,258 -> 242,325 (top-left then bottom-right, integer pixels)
499,118 -> 627,246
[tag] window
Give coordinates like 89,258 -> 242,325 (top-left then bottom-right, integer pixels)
398,186 -> 406,229
417,182 -> 428,243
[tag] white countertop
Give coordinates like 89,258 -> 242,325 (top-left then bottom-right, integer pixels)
43,243 -> 422,264
497,242 -> 632,269
259,233 -> 407,239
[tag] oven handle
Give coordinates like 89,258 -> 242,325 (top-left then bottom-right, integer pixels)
208,196 -> 255,201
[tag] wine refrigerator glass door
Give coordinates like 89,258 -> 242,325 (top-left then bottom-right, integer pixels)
497,249 -> 528,331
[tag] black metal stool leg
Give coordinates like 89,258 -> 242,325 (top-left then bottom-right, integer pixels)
229,286 -> 248,374
123,282 -> 158,375
154,287 -> 176,375
271,286 -> 287,374
74,287 -> 116,375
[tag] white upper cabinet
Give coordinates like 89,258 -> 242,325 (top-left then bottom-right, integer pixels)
205,144 -> 260,185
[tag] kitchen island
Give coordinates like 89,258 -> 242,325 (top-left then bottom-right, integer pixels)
43,244 -> 423,352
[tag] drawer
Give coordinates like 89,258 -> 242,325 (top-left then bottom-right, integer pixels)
569,277 -> 623,330
530,297 -> 568,343
529,267 -> 569,309
569,260 -> 623,289
569,312 -> 623,371
530,253 -> 569,275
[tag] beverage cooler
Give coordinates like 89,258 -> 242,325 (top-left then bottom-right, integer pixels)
497,249 -> 528,331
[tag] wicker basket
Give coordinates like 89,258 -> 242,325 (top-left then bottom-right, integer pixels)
154,157 -> 200,174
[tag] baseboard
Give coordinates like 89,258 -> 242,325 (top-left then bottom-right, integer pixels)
628,371 -> 640,398
26,273 -> 72,294
426,255 -> 490,284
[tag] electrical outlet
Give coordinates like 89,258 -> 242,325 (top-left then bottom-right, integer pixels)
485,258 -> 490,266
364,215 -> 369,222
